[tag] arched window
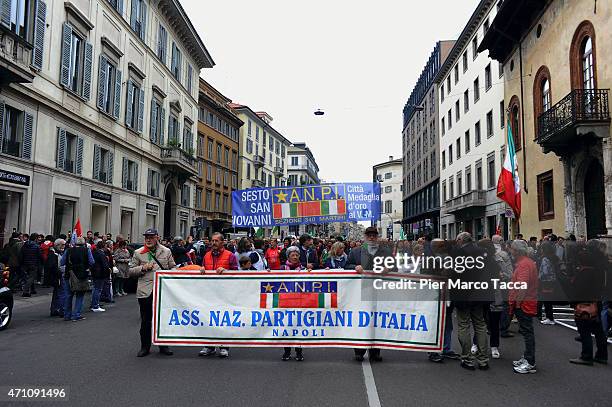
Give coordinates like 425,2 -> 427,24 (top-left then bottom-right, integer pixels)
542,79 -> 551,111
509,95 -> 521,150
570,21 -> 597,91
582,37 -> 594,91
533,66 -> 552,138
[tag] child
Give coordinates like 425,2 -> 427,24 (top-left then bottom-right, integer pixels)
281,246 -> 310,361
238,255 -> 257,271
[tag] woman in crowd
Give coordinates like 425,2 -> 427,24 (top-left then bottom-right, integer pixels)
90,240 -> 110,313
113,240 -> 130,296
48,239 -> 66,317
324,241 -> 348,269
538,241 -> 558,325
281,246 -> 310,361
235,237 -> 266,271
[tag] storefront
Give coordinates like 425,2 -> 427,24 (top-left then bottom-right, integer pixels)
91,190 -> 112,235
120,209 -> 134,242
0,169 -> 29,246
145,203 -> 159,232
53,197 -> 77,237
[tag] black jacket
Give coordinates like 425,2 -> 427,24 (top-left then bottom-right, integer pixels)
91,248 -> 110,280
46,250 -> 62,288
171,244 -> 190,265
20,240 -> 42,268
299,245 -> 320,269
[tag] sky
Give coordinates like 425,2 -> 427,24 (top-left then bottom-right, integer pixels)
184,0 -> 481,183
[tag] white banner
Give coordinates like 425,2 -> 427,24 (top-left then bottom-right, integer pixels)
152,270 -> 446,351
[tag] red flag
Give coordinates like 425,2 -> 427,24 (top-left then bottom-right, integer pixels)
74,218 -> 82,237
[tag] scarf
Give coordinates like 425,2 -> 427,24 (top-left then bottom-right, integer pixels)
284,260 -> 303,271
329,253 -> 347,268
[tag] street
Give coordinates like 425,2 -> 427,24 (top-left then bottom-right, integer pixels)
3,289 -> 610,407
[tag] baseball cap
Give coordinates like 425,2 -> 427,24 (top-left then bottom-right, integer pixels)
143,228 -> 158,236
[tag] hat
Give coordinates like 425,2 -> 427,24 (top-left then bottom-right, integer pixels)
143,228 -> 158,236
365,226 -> 379,236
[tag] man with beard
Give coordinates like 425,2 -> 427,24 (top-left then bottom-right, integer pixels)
345,226 -> 394,362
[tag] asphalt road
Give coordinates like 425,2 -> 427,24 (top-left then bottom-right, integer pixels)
2,289 -> 610,407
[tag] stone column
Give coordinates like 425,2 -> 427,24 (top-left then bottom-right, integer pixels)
562,157 -> 576,236
601,138 -> 612,236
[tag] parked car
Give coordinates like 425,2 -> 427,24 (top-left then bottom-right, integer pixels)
0,263 -> 14,331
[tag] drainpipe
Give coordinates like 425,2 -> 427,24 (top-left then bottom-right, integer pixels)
518,41 -> 528,194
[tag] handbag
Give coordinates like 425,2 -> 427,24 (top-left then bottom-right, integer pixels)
69,270 -> 90,293
574,302 -> 598,320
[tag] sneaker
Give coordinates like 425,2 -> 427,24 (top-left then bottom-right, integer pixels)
470,344 -> 478,354
198,347 -> 216,357
428,353 -> 444,363
295,350 -> 304,362
460,360 -> 476,370
218,349 -> 229,358
491,347 -> 500,359
91,307 -> 106,312
282,351 -> 292,361
540,318 -> 555,325
512,357 -> 527,367
513,362 -> 537,374
441,350 -> 461,360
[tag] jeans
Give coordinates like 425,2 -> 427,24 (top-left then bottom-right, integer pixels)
601,301 -> 609,334
515,309 -> 535,365
575,318 -> 608,361
456,304 -> 489,365
50,283 -> 65,316
63,278 -> 84,320
101,278 -> 112,302
500,301 -> 511,334
488,310 -> 501,348
91,278 -> 105,309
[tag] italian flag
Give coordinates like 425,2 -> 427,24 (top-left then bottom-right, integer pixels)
260,292 -> 338,308
497,118 -> 521,218
273,200 -> 346,219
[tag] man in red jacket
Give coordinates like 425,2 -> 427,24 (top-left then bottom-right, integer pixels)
265,238 -> 281,270
509,239 -> 539,374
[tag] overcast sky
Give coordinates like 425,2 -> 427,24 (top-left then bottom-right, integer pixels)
184,0 -> 480,183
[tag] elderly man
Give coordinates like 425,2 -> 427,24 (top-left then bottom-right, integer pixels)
129,228 -> 176,357
345,226 -> 393,362
509,239 -> 539,374
451,232 -> 491,370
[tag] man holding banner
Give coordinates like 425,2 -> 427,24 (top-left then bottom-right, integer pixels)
129,228 -> 176,358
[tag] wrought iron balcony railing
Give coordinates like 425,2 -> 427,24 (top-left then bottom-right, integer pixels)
536,89 -> 610,144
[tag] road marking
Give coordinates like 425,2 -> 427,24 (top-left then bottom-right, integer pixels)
361,359 -> 382,407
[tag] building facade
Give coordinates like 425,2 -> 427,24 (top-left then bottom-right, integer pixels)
195,78 -> 242,238
374,156 -> 403,240
0,0 -> 213,244
402,40 -> 454,238
229,104 -> 290,190
438,0 -> 508,240
287,142 -> 320,186
480,0 -> 611,241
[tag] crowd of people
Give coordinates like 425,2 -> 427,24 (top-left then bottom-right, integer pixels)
1,226 -> 610,374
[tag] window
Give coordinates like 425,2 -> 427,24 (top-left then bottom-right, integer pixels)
582,37 -> 594,91
205,190 -> 212,211
449,145 -> 453,164
206,163 -> 212,182
384,172 -> 392,179
215,193 -> 220,211
255,127 -> 259,141
157,24 -> 167,63
440,84 -> 445,103
465,130 -> 470,153
215,167 -> 221,185
1,104 -> 33,160
232,151 -> 238,170
431,151 -> 436,176
195,188 -> 202,208
462,52 -> 468,72
483,18 -> 490,34
125,79 -> 144,132
224,170 -> 229,187
442,150 -> 446,169
181,184 -> 190,207
500,101 -> 505,128
449,176 -> 454,199
442,180 -> 447,202
465,165 -> 472,192
130,0 -> 147,41
171,42 -> 182,82
464,90 -> 469,112
486,110 -> 493,138
384,200 -> 392,214
456,138 -> 461,159
509,96 -> 521,150
475,160 -> 483,190
187,64 -> 193,94
454,64 -> 459,84
455,100 -> 460,122
60,24 -> 93,100
247,120 -> 252,136
475,120 -> 481,145
97,55 -> 121,119
537,170 -> 555,220
246,139 -> 253,154
385,186 -> 392,193
222,195 -> 228,213
446,76 -> 451,94
183,121 -> 193,152
447,109 -> 452,129
56,129 -> 83,174
487,153 -> 495,188
216,143 -> 222,163
107,0 -> 122,14
485,64 -> 492,90
441,117 -> 445,136
167,114 -> 180,144
93,145 -> 114,184
224,147 -> 230,167
291,156 -> 298,166
473,77 -> 480,102
472,35 -> 478,60
147,169 -> 160,197
149,98 -> 165,145
122,157 -> 139,191
457,171 -> 463,196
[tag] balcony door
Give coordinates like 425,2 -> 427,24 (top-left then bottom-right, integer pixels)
584,160 -> 606,239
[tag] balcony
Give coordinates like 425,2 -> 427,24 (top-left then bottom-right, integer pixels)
253,155 -> 265,168
536,89 -> 610,156
446,190 -> 486,214
274,166 -> 284,176
0,30 -> 35,84
251,179 -> 265,188
160,146 -> 197,180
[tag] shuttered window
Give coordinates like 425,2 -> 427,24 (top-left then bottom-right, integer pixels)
125,79 -> 145,133
121,157 -> 139,192
171,42 -> 182,82
130,0 -> 147,41
147,168 -> 160,197
97,55 -> 122,119
157,24 -> 167,64
56,128 -> 83,174
93,145 -> 114,184
149,98 -> 164,145
0,103 -> 33,160
60,22 -> 93,100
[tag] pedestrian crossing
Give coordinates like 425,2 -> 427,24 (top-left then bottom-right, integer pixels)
551,306 -> 612,344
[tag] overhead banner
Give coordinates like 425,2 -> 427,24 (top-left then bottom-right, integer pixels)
152,270 -> 445,351
231,182 -> 381,227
